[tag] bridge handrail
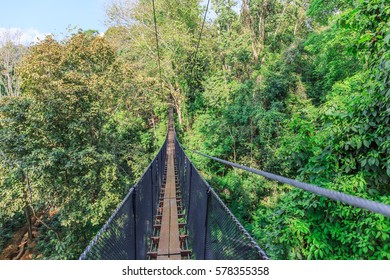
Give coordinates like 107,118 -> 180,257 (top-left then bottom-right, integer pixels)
174,133 -> 268,259
183,148 -> 390,218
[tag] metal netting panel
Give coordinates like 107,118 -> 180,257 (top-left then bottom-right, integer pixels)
174,137 -> 189,209
135,167 -> 153,259
186,164 -> 209,259
158,139 -> 167,188
183,158 -> 191,210
79,189 -> 136,260
174,137 -> 268,260
206,189 -> 268,259
151,160 -> 159,222
175,137 -> 186,198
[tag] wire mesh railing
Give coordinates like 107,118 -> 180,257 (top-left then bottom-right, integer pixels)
79,122 -> 268,260
174,133 -> 268,260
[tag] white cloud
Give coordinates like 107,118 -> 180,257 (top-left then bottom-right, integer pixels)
0,27 -> 50,45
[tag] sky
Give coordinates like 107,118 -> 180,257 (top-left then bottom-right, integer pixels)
0,0 -> 241,45
0,0 -> 108,44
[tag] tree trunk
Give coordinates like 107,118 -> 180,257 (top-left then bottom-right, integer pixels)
169,82 -> 183,126
274,2 -> 289,38
242,0 -> 259,62
22,181 -> 33,241
241,0 -> 250,25
24,205 -> 33,241
23,170 -> 33,241
176,104 -> 183,125
259,0 -> 268,47
294,19 -> 299,36
150,110 -> 157,140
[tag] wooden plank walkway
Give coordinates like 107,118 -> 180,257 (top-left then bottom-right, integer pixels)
156,109 -> 181,260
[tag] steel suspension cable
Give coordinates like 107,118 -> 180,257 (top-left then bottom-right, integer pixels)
152,0 -> 163,98
183,147 -> 390,218
188,0 -> 211,76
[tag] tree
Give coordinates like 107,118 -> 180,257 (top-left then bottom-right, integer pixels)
1,31 -> 158,259
0,31 -> 25,98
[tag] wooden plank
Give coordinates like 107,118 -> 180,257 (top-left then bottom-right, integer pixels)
156,111 -> 181,260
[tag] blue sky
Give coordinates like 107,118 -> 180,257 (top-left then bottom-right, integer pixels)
0,0 -> 240,44
0,0 -> 107,43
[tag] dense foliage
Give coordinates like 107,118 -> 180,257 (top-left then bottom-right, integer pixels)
177,0 -> 390,259
0,31 -> 167,259
0,0 -> 389,259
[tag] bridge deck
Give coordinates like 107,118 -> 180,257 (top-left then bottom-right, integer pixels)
156,110 -> 181,260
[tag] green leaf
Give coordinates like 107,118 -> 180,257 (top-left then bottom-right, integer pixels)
384,34 -> 390,45
356,139 -> 362,149
358,34 -> 371,44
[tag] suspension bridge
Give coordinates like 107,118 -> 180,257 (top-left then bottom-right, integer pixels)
79,107 -> 390,260
79,108 -> 267,260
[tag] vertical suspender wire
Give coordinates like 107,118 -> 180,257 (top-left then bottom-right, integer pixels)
188,0 -> 211,77
151,0 -> 164,154
152,0 -> 164,101
186,0 -> 211,104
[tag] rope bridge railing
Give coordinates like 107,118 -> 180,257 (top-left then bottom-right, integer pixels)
79,135 -> 167,260
174,133 -> 268,260
79,120 -> 268,260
